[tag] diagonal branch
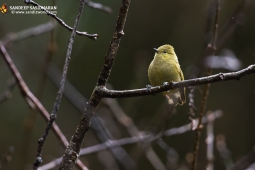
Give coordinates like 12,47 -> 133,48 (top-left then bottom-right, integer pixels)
96,0 -> 129,86
59,0 -> 131,169
193,1 -> 220,169
95,64 -> 255,98
0,42 -> 87,170
39,110 -> 222,170
32,0 -> 88,169
24,0 -> 98,40
47,64 -> 136,170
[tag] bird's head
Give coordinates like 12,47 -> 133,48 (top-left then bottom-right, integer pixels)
153,44 -> 176,59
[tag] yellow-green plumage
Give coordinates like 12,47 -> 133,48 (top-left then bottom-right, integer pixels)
148,44 -> 186,105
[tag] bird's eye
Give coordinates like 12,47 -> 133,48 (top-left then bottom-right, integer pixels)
163,50 -> 166,53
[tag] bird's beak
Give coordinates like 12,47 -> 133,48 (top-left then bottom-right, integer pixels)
153,48 -> 158,53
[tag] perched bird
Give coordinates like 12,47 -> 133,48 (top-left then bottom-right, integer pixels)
148,44 -> 186,105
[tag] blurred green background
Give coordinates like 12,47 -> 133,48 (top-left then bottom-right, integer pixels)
0,0 -> 255,169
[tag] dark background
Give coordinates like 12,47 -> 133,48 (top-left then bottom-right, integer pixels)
0,0 -> 255,169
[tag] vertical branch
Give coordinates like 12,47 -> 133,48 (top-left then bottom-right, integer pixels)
97,0 -> 129,86
206,112 -> 215,170
192,82 -> 210,170
187,87 -> 196,128
192,0 -> 220,170
59,0 -> 131,169
32,1 -> 87,169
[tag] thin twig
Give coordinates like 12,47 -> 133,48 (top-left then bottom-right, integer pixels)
59,0 -> 131,169
0,78 -> 16,105
39,110 -> 222,170
192,1 -> 220,169
95,64 -> 255,98
85,0 -> 112,13
24,0 -> 98,40
193,83 -> 211,169
0,43 -> 87,170
32,0 -> 87,169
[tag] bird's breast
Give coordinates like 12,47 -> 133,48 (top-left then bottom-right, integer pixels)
148,58 -> 180,86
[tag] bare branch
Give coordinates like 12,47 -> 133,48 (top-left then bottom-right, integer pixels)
192,1 -> 220,169
59,0 -> 131,169
164,110 -> 222,136
47,64 -> 137,169
24,0 -> 98,40
0,43 -> 87,170
96,1 -> 129,86
39,111 -> 222,170
32,0 -> 88,169
95,64 -> 255,98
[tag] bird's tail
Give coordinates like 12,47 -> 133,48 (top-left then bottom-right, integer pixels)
165,88 -> 185,106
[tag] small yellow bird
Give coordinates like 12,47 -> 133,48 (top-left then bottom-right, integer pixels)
148,44 -> 186,105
